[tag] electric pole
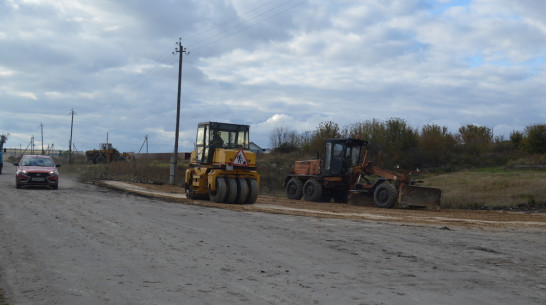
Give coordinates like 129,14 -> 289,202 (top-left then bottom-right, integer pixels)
68,109 -> 76,164
169,37 -> 189,185
138,135 -> 149,154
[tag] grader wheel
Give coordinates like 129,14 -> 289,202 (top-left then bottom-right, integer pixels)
374,182 -> 398,208
286,178 -> 303,200
303,179 -> 322,202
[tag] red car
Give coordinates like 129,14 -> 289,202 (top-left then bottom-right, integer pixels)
15,155 -> 61,189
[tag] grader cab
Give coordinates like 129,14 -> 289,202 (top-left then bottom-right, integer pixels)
185,122 -> 259,204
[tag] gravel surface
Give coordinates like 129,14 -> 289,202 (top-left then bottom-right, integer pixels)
1,163 -> 545,305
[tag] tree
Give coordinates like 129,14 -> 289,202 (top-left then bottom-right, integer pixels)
382,118 -> 419,167
307,121 -> 341,155
419,124 -> 455,167
457,124 -> 493,155
510,130 -> 524,150
269,127 -> 300,153
523,124 -> 546,154
344,119 -> 385,153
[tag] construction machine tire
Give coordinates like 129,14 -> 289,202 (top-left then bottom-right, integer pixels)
374,182 -> 397,208
246,179 -> 259,204
94,154 -> 107,164
235,177 -> 249,204
224,178 -> 238,203
185,174 -> 194,199
209,177 -> 227,203
115,155 -> 126,161
286,178 -> 303,200
185,185 -> 194,199
303,179 -> 322,202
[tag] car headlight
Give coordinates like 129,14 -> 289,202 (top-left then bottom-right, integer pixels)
49,170 -> 58,176
17,170 -> 28,175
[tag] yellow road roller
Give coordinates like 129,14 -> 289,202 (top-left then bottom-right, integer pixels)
185,122 -> 259,204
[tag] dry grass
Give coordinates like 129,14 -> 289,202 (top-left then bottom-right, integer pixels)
62,159 -> 188,187
423,168 -> 546,209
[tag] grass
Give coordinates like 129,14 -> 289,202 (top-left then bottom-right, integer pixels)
423,168 -> 546,209
57,153 -> 546,210
61,158 -> 188,187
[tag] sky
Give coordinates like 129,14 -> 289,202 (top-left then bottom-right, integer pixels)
1,0 -> 545,154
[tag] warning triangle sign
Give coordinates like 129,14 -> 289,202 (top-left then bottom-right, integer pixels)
232,148 -> 249,166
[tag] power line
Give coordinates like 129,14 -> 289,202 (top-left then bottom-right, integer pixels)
191,1 -> 305,52
121,0 -> 305,95
121,51 -> 178,93
185,0 -> 298,45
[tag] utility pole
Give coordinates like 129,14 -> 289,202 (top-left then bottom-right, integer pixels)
169,37 -> 189,185
138,135 -> 149,154
40,122 -> 45,155
68,109 -> 76,164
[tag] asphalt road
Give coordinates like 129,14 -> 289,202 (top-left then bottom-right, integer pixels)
0,162 -> 545,305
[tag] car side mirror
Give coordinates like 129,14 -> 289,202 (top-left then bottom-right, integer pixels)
56,164 -> 62,168
14,163 -> 18,166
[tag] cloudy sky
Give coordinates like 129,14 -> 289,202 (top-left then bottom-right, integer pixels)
1,0 -> 545,153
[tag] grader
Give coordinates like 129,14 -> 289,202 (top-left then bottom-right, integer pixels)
185,122 -> 259,204
85,143 -> 134,164
285,137 -> 441,208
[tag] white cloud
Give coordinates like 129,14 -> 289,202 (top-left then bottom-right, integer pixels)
0,0 -> 544,153
0,67 -> 15,76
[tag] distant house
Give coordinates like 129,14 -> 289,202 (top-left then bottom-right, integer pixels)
249,142 -> 266,154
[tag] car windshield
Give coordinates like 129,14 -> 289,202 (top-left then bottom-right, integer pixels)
22,157 -> 54,167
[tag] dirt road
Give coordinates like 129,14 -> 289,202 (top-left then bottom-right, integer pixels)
1,163 -> 545,304
103,181 -> 546,231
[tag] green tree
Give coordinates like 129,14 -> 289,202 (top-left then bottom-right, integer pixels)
344,119 -> 386,153
510,130 -> 524,150
307,121 -> 341,155
457,124 -> 493,155
382,118 -> 419,167
523,124 -> 546,154
418,124 -> 455,167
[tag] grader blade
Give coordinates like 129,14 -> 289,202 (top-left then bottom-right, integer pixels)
400,185 -> 441,208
